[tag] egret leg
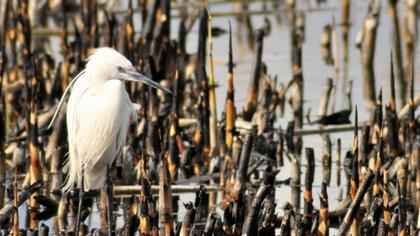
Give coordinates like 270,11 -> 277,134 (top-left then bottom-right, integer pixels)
105,165 -> 113,236
75,171 -> 84,236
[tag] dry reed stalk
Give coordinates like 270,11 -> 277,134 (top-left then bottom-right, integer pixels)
13,171 -> 19,236
350,106 -> 359,236
330,17 -> 339,113
0,113 -> 5,211
360,125 -> 370,168
168,67 -> 180,182
100,189 -> 109,234
318,78 -> 333,118
318,182 -> 329,236
336,138 -> 341,186
231,127 -> 255,200
303,148 -> 314,233
373,133 -> 383,197
207,9 -> 218,158
320,24 -> 333,65
180,203 -> 195,236
206,9 -> 218,211
322,134 -> 332,185
372,89 -> 383,144
402,0 -> 417,85
57,197 -> 68,232
242,172 -> 275,235
290,48 -> 303,155
159,157 -> 173,236
291,154 -> 300,212
398,95 -> 420,119
341,0 -> 351,65
397,158 -> 408,235
337,170 -> 374,236
242,30 -> 264,121
361,11 -> 379,110
383,169 -> 391,235
387,0 -> 406,108
286,0 -> 296,65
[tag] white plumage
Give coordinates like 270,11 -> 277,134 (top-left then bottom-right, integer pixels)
49,47 -> 170,192
63,48 -> 139,192
47,47 -> 171,233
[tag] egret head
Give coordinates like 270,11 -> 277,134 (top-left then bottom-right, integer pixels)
85,47 -> 172,94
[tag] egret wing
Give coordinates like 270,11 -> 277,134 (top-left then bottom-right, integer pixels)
73,80 -> 132,172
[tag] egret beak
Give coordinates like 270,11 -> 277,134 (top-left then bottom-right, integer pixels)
119,67 -> 173,94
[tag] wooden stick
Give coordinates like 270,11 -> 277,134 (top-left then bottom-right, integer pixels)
320,24 -> 333,65
0,112 -> 5,211
180,202 -> 195,236
402,0 -> 417,89
318,182 -> 329,236
414,143 -> 420,208
390,52 -> 397,113
257,191 -> 275,234
242,30 -> 264,121
373,133 -> 383,197
383,169 -> 391,235
303,148 -> 314,233
318,78 -> 333,118
361,10 -> 378,110
337,169 -> 374,236
286,0 -> 296,65
196,9 -> 210,161
341,0 -> 351,65
207,8 -> 219,158
291,48 -> 303,155
360,125 -> 370,167
330,16 -> 339,113
385,105 -> 400,157
387,0 -> 406,108
232,127 -> 256,199
99,188 -> 108,234
12,171 -> 19,236
225,20 -> 235,158
322,134 -> 332,185
159,157 -> 173,236
336,138 -> 341,186
372,89 -> 383,144
221,22 -> 236,198
276,131 -> 284,167
56,196 -> 67,232
397,158 -> 408,235
350,106 -> 359,236
408,61 -> 415,126
168,69 -> 180,182
291,154 -> 301,212
398,95 -> 420,119
242,172 -> 275,235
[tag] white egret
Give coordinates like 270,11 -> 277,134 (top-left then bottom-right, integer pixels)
50,47 -> 171,235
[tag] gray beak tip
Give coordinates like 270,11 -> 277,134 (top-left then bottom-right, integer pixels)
121,68 -> 174,95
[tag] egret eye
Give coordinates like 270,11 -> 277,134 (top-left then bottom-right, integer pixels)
116,66 -> 124,72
